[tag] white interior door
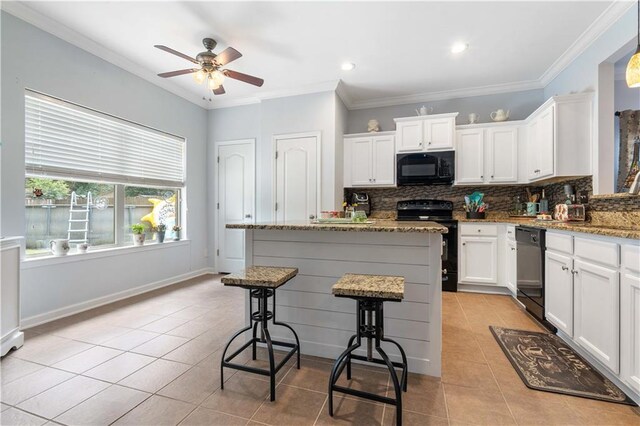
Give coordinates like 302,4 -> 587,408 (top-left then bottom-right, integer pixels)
275,134 -> 319,222
217,140 -> 255,273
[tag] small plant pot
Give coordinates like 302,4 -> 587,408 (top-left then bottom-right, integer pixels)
157,231 -> 165,243
133,234 -> 145,246
466,211 -> 486,220
173,232 -> 180,241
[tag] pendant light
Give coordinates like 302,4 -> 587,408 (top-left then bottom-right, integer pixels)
626,0 -> 640,88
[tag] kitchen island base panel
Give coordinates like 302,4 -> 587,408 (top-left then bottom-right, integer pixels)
242,229 -> 442,377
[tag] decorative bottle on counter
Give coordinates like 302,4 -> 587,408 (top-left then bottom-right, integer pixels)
539,189 -> 549,213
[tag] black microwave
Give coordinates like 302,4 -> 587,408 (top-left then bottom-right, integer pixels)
396,151 -> 455,186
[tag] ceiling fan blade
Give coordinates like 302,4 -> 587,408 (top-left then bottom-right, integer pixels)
154,45 -> 198,64
157,68 -> 200,78
224,69 -> 264,87
212,85 -> 226,95
215,47 -> 242,66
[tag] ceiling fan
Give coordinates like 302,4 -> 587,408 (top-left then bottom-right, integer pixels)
155,38 -> 264,95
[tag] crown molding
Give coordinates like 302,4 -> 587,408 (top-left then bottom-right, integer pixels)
3,0 -> 634,113
2,1 -> 212,110
539,0 -> 635,87
347,79 -> 542,110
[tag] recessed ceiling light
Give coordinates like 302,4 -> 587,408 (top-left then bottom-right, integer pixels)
341,62 -> 356,71
451,42 -> 469,54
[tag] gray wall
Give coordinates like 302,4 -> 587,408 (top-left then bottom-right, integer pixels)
1,12 -> 209,321
346,89 -> 545,134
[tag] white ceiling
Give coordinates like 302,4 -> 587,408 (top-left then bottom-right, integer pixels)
4,1 -> 626,110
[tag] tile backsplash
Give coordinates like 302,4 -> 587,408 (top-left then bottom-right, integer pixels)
345,177 -> 593,214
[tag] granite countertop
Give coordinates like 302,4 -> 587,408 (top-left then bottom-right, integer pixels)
226,220 -> 448,233
332,273 -> 405,300
456,215 -> 640,240
221,266 -> 298,288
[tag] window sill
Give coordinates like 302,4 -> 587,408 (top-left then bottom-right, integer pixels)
21,239 -> 191,269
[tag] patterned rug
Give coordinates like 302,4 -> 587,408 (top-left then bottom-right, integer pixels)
490,326 -> 636,405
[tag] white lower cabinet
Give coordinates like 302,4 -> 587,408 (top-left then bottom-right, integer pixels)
460,236 -> 498,284
621,244 -> 640,394
545,250 -> 573,336
573,259 -> 620,373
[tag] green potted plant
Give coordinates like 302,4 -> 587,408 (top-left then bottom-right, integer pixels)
131,223 -> 146,246
155,223 -> 166,243
173,225 -> 182,241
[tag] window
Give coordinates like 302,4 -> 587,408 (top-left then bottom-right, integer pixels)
24,90 -> 185,257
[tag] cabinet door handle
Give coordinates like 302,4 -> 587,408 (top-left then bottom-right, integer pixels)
481,175 -> 484,179
428,141 -> 432,145
462,242 -> 466,246
477,229 -> 481,232
419,142 -> 423,146
571,269 -> 578,275
491,175 -> 494,178
561,266 -> 569,271
511,247 -> 516,251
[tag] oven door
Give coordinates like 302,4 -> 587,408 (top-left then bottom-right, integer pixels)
396,152 -> 454,185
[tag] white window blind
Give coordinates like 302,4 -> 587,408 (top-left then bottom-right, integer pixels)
25,91 -> 185,187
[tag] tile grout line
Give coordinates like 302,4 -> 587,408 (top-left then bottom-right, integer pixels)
312,396 -> 328,426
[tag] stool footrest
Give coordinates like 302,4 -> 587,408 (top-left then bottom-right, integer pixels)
223,337 -> 298,375
332,385 -> 397,406
349,354 -> 406,370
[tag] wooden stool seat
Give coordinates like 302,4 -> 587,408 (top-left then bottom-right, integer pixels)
222,266 -> 298,289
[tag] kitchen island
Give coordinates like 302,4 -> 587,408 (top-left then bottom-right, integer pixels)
226,220 -> 447,376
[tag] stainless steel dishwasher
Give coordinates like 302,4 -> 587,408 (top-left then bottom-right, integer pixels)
516,226 -> 555,331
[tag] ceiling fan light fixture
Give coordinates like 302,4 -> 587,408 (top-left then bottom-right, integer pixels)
341,62 -> 356,71
211,70 -> 226,86
193,69 -> 207,84
207,74 -> 220,90
451,42 -> 468,54
627,0 -> 640,88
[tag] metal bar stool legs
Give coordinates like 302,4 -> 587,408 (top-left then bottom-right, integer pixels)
220,287 -> 300,401
328,298 -> 408,426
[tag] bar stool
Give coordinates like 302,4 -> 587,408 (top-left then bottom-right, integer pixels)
328,273 -> 408,426
220,266 -> 301,401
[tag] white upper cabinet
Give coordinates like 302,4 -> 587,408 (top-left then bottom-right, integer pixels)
486,127 -> 518,183
455,128 -> 484,184
455,124 -> 519,185
396,120 -> 424,152
372,135 -> 396,185
349,137 -> 373,186
425,117 -> 456,150
526,93 -> 592,182
394,113 -> 458,153
343,133 -> 396,187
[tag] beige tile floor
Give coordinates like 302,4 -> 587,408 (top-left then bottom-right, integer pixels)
1,275 -> 639,425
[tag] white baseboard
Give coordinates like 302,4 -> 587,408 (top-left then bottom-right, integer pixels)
21,267 -> 215,329
1,329 -> 25,357
557,330 -> 640,406
458,284 -> 513,295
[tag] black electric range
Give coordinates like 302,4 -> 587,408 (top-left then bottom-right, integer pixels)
396,199 -> 458,292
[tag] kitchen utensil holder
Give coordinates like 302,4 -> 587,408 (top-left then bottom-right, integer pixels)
466,211 -> 486,219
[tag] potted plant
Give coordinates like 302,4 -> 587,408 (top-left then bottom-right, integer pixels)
173,225 -> 182,241
131,223 -> 146,246
155,223 -> 166,243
